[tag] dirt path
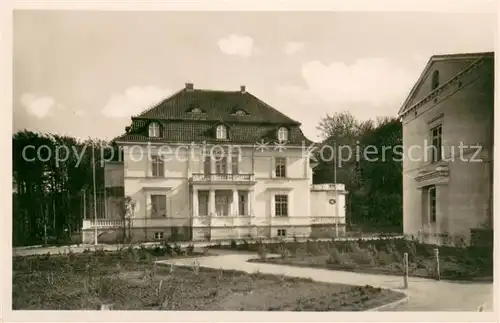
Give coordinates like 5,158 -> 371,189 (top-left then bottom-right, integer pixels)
156,252 -> 493,311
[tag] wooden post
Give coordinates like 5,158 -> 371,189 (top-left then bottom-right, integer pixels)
403,252 -> 409,289
434,248 -> 440,280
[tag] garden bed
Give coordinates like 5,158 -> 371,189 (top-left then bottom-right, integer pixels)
12,246 -> 405,311
237,239 -> 493,281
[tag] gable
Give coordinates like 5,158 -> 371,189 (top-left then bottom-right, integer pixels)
398,52 -> 493,116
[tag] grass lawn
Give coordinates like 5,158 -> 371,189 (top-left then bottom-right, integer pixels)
228,238 -> 493,281
12,245 -> 405,311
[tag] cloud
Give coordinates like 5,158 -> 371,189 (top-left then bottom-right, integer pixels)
74,109 -> 86,116
101,86 -> 173,118
284,42 -> 305,56
217,34 -> 254,57
20,93 -> 55,118
294,58 -> 419,107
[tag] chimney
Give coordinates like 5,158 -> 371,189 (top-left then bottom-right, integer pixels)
240,85 -> 246,93
185,83 -> 194,91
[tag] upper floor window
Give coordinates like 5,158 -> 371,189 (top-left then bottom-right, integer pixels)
430,125 -> 442,163
216,125 -> 228,139
151,156 -> 164,177
431,70 -> 440,91
231,153 -> 239,174
275,157 -> 287,178
277,127 -> 289,142
191,107 -> 202,113
149,123 -> 160,138
215,156 -> 227,174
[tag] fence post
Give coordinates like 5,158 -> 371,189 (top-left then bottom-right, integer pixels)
403,252 -> 409,288
434,248 -> 440,280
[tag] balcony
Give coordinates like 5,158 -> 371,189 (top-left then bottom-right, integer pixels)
82,219 -> 124,230
415,164 -> 449,187
190,173 -> 256,186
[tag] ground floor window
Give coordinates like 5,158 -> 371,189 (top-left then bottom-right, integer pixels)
151,194 -> 167,218
215,193 -> 230,216
275,194 -> 288,217
277,229 -> 286,237
429,186 -> 437,223
154,231 -> 164,240
238,192 -> 246,216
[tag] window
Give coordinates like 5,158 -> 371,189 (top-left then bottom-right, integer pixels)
215,194 -> 229,216
154,232 -> 164,240
235,110 -> 247,116
429,186 -> 437,223
216,125 -> 228,139
204,156 -> 211,175
151,195 -> 167,218
275,157 -> 287,178
151,156 -> 164,177
238,193 -> 246,216
275,194 -> 288,217
149,123 -> 160,137
277,229 -> 287,237
215,156 -> 227,174
277,127 -> 288,142
191,107 -> 202,113
431,70 -> 440,90
198,191 -> 209,216
231,154 -> 239,174
430,125 -> 442,163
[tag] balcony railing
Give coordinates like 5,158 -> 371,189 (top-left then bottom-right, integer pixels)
82,219 -> 124,229
190,173 -> 255,182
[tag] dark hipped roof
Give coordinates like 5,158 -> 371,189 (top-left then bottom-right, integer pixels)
114,85 -> 313,145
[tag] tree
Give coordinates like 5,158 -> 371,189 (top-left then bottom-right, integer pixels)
314,112 -> 403,231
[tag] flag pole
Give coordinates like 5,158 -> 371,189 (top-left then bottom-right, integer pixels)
92,141 -> 98,245
334,141 -> 339,237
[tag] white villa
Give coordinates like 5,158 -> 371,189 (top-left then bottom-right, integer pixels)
82,83 -> 347,243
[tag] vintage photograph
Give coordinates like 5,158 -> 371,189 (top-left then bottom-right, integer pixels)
11,6 -> 495,314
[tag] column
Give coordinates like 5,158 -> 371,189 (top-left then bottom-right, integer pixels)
209,189 -> 216,216
192,188 -> 198,217
232,189 -> 239,216
247,190 -> 253,217
227,153 -> 233,175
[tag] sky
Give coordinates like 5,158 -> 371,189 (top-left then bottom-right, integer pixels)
13,10 -> 496,142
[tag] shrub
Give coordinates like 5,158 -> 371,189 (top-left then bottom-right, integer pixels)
277,244 -> 290,259
375,250 -> 394,266
326,247 -> 344,265
241,239 -> 249,250
257,243 -> 267,260
173,243 -> 182,256
349,248 -> 375,266
230,239 -> 237,249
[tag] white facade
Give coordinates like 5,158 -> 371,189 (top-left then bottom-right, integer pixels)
83,142 -> 347,242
